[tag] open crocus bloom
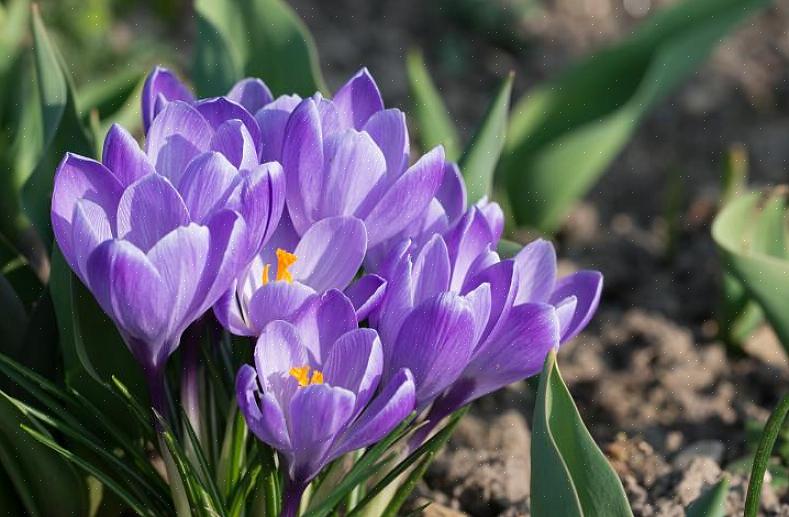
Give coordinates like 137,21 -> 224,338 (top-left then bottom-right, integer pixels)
215,213 -> 383,336
51,89 -> 284,392
254,68 -> 446,248
236,292 -> 415,507
372,201 -> 602,415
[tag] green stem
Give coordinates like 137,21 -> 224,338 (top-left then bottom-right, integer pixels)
260,445 -> 281,516
159,435 -> 193,517
745,394 -> 789,517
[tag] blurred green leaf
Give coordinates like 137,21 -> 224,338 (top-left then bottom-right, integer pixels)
712,190 -> 789,353
406,49 -> 460,161
0,394 -> 89,517
194,0 -> 326,97
686,477 -> 729,517
460,72 -> 513,204
531,350 -> 632,517
77,67 -> 143,120
0,0 -> 29,74
501,0 -> 770,233
0,274 -> 27,362
23,5 -> 93,247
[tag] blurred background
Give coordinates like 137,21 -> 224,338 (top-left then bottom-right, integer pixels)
4,0 -> 789,514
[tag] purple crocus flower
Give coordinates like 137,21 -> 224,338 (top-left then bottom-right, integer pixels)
254,68 -> 446,249
371,201 -> 602,417
236,291 -> 415,516
214,212 -> 385,335
51,81 -> 284,407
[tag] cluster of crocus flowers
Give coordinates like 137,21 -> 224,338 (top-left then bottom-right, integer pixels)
51,65 -> 602,514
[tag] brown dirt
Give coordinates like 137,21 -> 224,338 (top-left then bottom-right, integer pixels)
286,0 -> 789,515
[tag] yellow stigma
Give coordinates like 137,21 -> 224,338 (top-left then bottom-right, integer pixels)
289,365 -> 324,387
260,249 -> 297,286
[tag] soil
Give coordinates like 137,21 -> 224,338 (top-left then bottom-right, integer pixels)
285,0 -> 789,515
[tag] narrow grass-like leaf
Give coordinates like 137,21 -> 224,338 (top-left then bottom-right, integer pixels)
181,407 -> 226,512
303,414 -> 417,517
531,350 -> 632,517
501,0 -> 770,232
348,408 -> 467,517
459,72 -> 513,204
380,451 -> 435,517
687,476 -> 729,517
745,394 -> 789,517
22,423 -> 154,516
406,49 -> 460,161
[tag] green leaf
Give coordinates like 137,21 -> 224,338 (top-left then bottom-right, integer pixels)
24,5 -> 93,244
501,0 -> 770,233
194,0 -> 326,97
0,394 -> 89,517
0,0 -> 29,75
712,190 -> 789,353
744,394 -> 789,517
459,72 -> 513,204
406,49 -> 460,161
531,350 -> 632,517
686,477 -> 729,517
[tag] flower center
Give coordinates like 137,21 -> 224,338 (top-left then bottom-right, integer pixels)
288,365 -> 324,387
262,248 -> 298,285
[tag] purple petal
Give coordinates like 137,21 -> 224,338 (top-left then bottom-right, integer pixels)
549,271 -> 603,343
291,290 -> 358,366
210,119 -> 258,171
214,283 -> 253,336
436,163 -> 467,226
71,199 -> 112,282
363,109 -> 409,176
291,216 -> 367,292
281,98 -> 323,234
116,174 -> 189,252
51,153 -> 123,273
177,152 -> 239,224
194,97 -> 261,147
227,78 -> 273,114
363,146 -> 445,247
344,274 -> 387,321
464,259 -> 518,346
141,67 -> 195,132
247,282 -> 315,334
463,282 -> 492,347
255,94 -> 302,163
389,293 -> 476,408
446,207 -> 496,293
102,124 -> 155,186
554,295 -> 578,338
288,384 -> 356,483
411,235 -> 450,306
146,224 -> 210,339
331,368 -> 415,458
235,162 -> 286,255
196,209 -> 250,313
236,365 -> 291,450
323,328 -> 382,415
145,101 -> 213,185
514,239 -> 557,304
321,129 -> 386,218
462,303 -> 559,404
477,198 -> 504,244
254,320 -> 309,390
332,68 -> 384,130
86,240 -> 171,368
368,250 -> 414,361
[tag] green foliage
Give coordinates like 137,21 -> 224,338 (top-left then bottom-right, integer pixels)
194,0 -> 326,97
712,189 -> 789,353
406,49 -> 461,161
499,0 -> 770,233
686,477 -> 729,517
459,72 -> 513,204
531,350 -> 632,517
